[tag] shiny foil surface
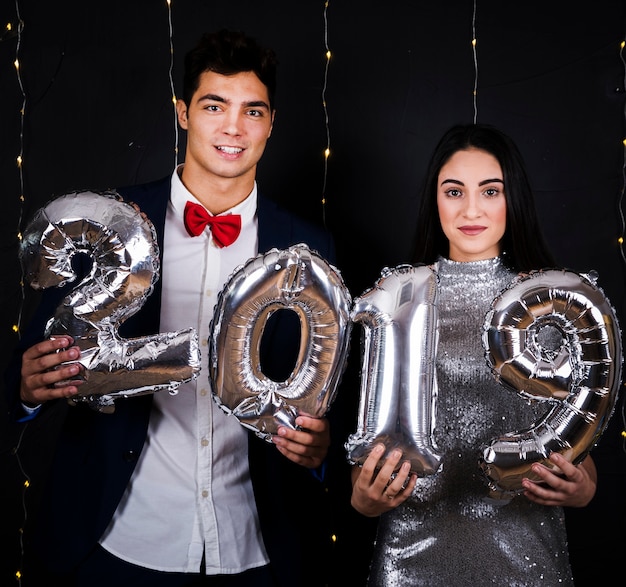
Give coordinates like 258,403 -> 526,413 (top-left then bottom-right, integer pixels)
481,268 -> 622,495
20,191 -> 200,413
346,264 -> 443,476
208,244 -> 352,441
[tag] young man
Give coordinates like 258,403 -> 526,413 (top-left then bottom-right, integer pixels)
7,29 -> 338,587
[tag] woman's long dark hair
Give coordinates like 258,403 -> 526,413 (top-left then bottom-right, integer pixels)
411,123 -> 556,272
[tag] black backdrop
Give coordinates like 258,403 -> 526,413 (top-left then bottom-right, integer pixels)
1,1 -> 625,585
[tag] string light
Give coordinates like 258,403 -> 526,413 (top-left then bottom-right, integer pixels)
471,0 -> 478,123
166,0 -> 178,167
618,42 -> 626,269
618,39 -> 626,453
12,2 -> 25,342
5,4 -> 178,584
13,423 -> 30,587
321,0 -> 331,227
6,3 -> 28,583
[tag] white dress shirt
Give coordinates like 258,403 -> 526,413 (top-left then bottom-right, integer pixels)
100,167 -> 269,574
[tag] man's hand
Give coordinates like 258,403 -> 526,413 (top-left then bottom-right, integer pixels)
20,335 -> 83,406
272,415 -> 330,469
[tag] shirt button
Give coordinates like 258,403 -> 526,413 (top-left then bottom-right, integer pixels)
200,388 -> 208,397
201,438 -> 209,447
201,490 -> 208,498
123,450 -> 138,463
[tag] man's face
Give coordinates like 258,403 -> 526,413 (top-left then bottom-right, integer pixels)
177,70 -> 275,184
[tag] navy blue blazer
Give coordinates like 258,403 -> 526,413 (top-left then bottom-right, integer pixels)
6,176 -> 338,586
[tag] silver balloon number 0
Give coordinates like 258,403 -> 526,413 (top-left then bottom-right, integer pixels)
209,244 -> 352,441
20,191 -> 200,413
480,269 -> 622,495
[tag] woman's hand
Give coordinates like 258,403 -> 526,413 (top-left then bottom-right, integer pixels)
350,443 -> 417,517
522,452 -> 597,508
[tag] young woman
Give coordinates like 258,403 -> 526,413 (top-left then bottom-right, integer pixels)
350,123 -> 597,586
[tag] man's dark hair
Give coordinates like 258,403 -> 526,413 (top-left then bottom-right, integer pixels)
182,29 -> 278,109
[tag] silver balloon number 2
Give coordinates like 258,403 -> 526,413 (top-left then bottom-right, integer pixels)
209,244 -> 352,441
345,265 -> 443,476
480,269 -> 622,495
20,191 -> 200,413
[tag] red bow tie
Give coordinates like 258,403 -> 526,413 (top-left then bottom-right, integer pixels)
183,201 -> 241,247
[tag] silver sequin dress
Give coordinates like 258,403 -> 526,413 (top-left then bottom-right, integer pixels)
367,257 -> 574,587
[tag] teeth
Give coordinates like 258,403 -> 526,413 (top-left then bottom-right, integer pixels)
217,146 -> 242,154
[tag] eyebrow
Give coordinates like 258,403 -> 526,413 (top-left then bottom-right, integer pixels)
439,178 -> 504,186
197,93 -> 270,110
440,179 -> 463,186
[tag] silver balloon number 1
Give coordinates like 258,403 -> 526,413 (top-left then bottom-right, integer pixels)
345,264 -> 443,476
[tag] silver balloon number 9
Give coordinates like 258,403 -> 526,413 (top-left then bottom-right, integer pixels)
345,264 -> 443,476
209,244 -> 352,441
20,191 -> 200,413
480,269 -> 623,495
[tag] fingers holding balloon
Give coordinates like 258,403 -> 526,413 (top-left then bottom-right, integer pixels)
21,336 -> 84,404
522,453 -> 596,507
382,459 -> 416,503
273,416 -> 330,469
351,444 -> 416,516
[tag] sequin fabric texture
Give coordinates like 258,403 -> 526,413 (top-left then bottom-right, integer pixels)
367,257 -> 575,587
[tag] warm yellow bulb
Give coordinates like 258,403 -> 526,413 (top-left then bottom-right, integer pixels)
618,236 -> 624,245
324,148 -> 330,159
16,155 -> 22,166
13,58 -> 19,70
6,22 -> 12,31
12,324 -> 19,333
472,38 -> 477,47
326,50 -> 331,60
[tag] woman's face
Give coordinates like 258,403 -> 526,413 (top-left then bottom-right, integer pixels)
436,147 -> 506,262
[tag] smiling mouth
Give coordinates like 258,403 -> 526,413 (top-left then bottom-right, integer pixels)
216,146 -> 243,154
